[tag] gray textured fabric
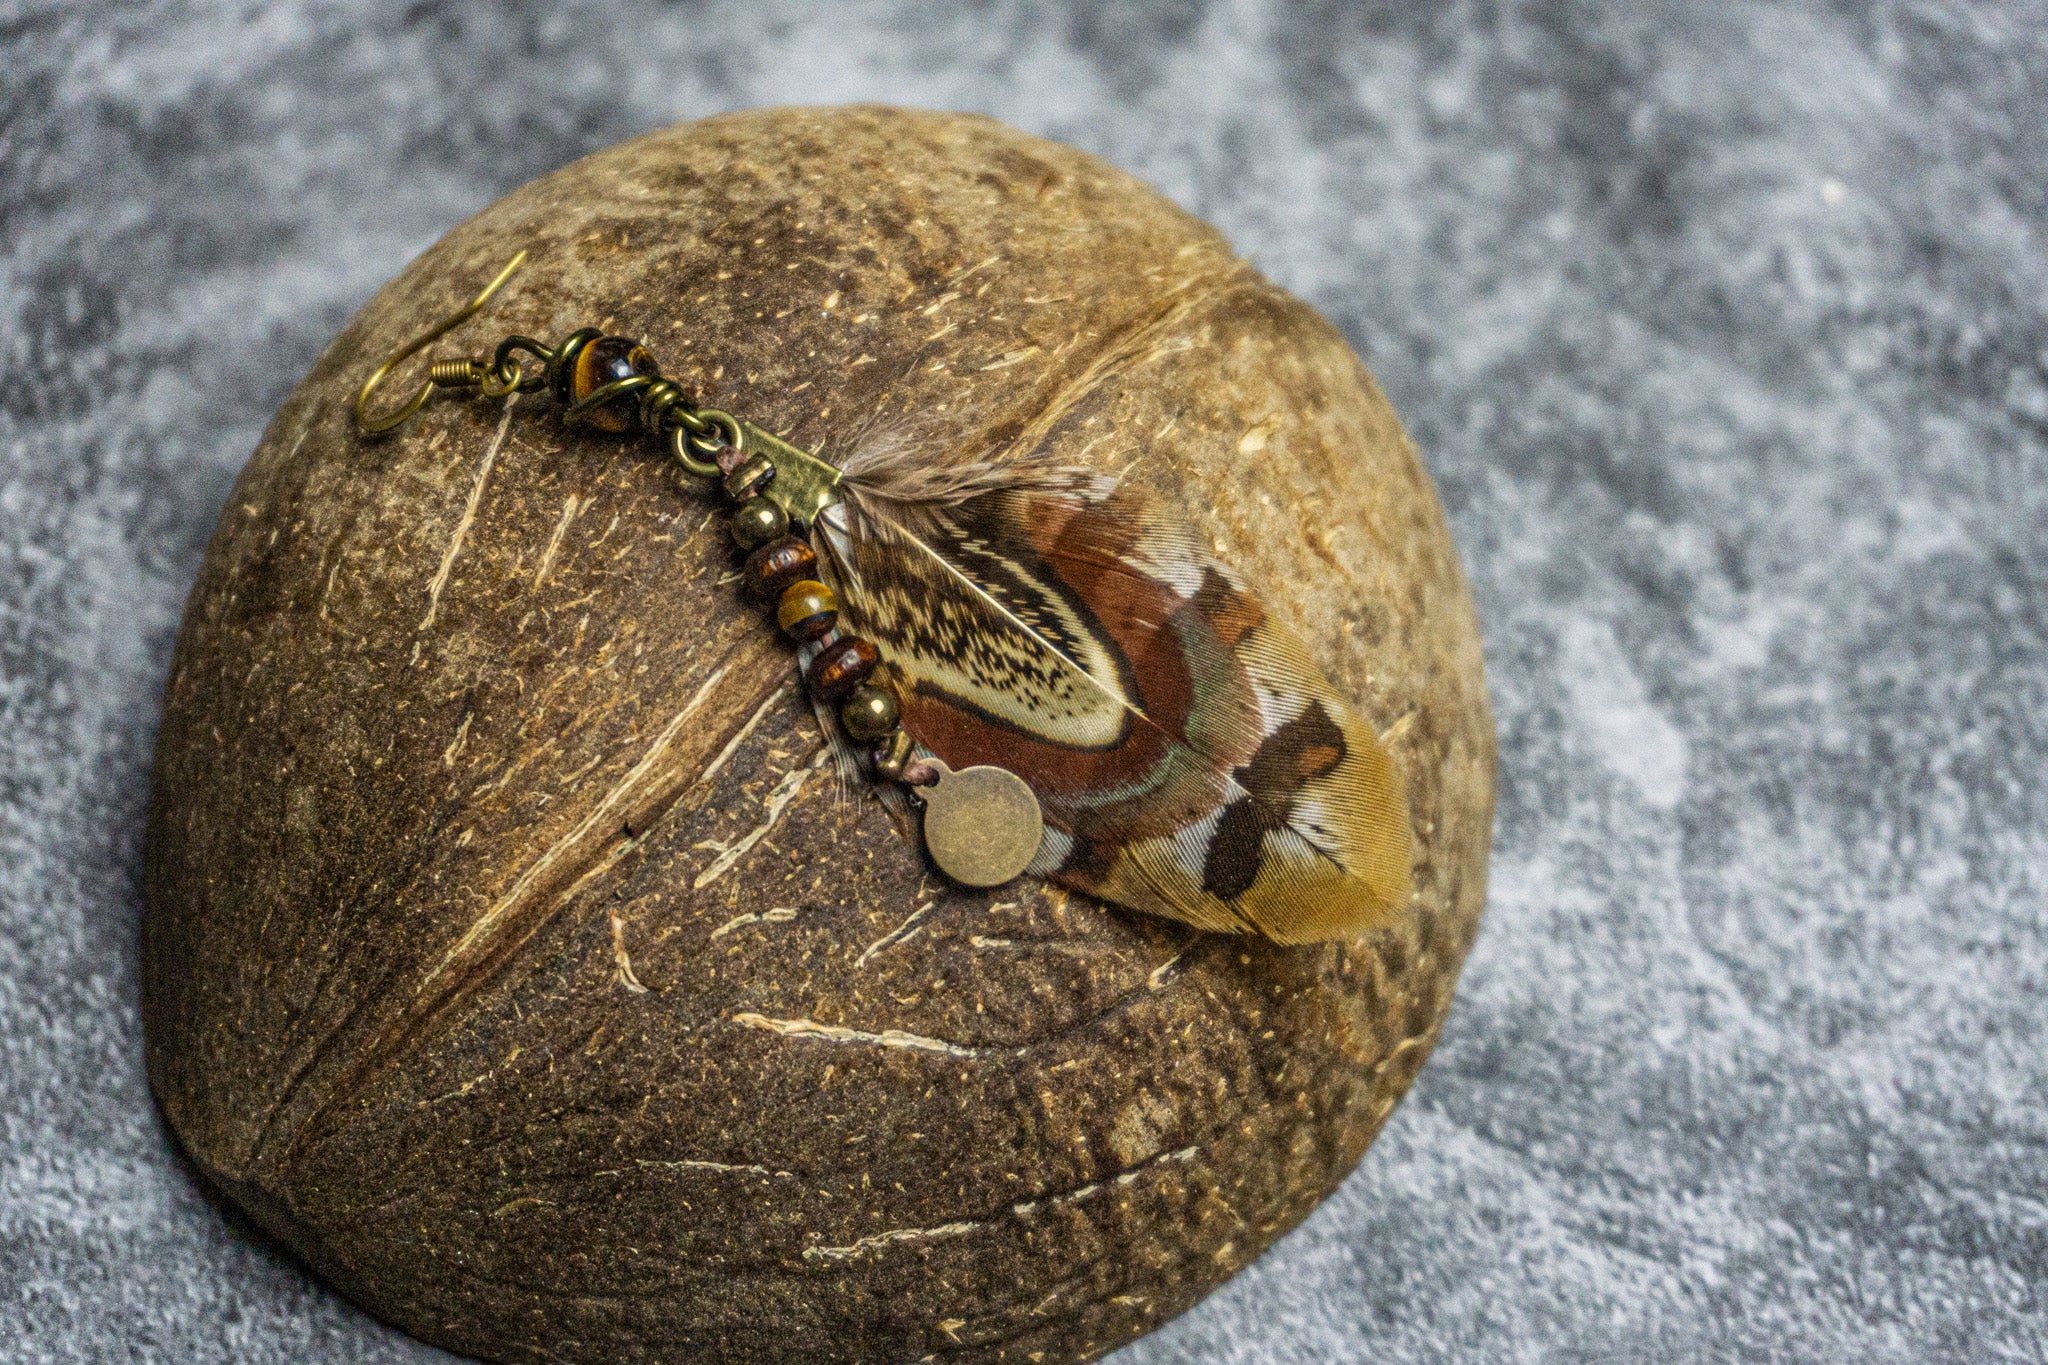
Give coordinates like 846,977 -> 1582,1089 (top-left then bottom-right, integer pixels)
4,3 -> 2044,1361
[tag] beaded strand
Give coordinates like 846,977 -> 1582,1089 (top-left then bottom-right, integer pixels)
718,447 -> 923,783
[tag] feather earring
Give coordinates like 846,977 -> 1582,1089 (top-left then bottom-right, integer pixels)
353,254 -> 1413,942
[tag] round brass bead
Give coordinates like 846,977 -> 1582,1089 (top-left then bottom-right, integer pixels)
839,683 -> 900,741
743,536 -> 818,600
723,454 -> 776,502
729,498 -> 788,551
776,579 -> 838,642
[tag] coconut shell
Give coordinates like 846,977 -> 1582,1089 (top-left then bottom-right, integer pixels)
143,105 -> 1494,1365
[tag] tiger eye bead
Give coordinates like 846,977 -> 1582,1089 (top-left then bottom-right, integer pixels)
743,537 -> 818,600
776,579 -> 838,642
729,498 -> 788,551
807,636 -> 879,702
839,683 -> 900,741
565,335 -> 657,432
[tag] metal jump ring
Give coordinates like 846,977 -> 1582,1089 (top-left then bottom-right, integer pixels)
480,355 -> 531,398
668,409 -> 741,480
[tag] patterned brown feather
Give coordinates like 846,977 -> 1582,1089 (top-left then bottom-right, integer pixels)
816,468 -> 1413,943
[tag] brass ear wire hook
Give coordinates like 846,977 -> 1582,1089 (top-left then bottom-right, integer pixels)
353,250 -> 532,435
344,252 -> 841,522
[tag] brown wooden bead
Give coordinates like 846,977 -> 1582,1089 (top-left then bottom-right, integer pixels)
839,682 -> 900,741
806,636 -> 878,702
729,498 -> 788,551
743,537 -> 817,600
776,579 -> 838,641
566,335 -> 657,432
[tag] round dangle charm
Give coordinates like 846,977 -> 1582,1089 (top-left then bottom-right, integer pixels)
917,760 -> 1044,888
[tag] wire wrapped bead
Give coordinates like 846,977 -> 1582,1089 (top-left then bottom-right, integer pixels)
563,335 -> 657,432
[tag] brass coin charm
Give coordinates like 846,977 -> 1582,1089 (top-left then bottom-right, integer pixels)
919,761 -> 1044,888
